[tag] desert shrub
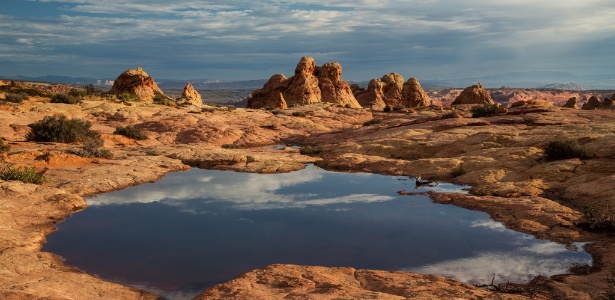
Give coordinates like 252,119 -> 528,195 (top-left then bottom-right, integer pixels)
521,115 -> 537,125
363,118 -> 383,126
117,93 -> 139,102
265,106 -> 275,111
292,111 -> 306,117
114,125 -> 147,140
69,89 -> 87,98
84,84 -> 96,95
145,148 -> 161,156
221,144 -> 242,149
26,114 -> 102,144
299,145 -> 323,155
470,187 -> 492,196
344,104 -> 352,108
582,204 -> 615,231
393,105 -> 405,111
471,104 -> 499,118
271,109 -> 283,115
0,139 -> 10,153
154,94 -> 175,106
544,140 -> 593,161
441,111 -> 461,119
226,105 -> 237,111
51,93 -> 81,104
202,107 -> 216,113
383,105 -> 392,112
0,165 -> 46,184
4,92 -> 29,103
0,85 -> 48,97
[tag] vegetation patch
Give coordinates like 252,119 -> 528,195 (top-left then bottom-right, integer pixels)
470,104 -> 499,118
27,114 -> 102,144
116,93 -> 139,102
271,109 -> 284,115
581,204 -> 615,232
154,94 -> 175,106
3,92 -> 29,103
470,186 -> 492,196
363,118 -> 383,126
0,139 -> 10,153
221,144 -> 243,149
543,140 -> 593,161
299,145 -> 323,155
383,105 -> 392,112
0,165 -> 46,184
51,93 -> 81,104
114,125 -> 147,140
292,111 -> 306,117
441,111 -> 461,119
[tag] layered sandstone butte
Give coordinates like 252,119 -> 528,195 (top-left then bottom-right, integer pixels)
582,95 -> 615,110
177,82 -> 202,106
451,82 -> 494,105
110,67 -> 166,102
247,57 -> 361,109
563,97 -> 578,108
355,74 -> 430,109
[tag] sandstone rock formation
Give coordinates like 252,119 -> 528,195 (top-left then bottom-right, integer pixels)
177,82 -> 202,106
110,67 -> 166,102
355,74 -> 430,109
402,77 -> 430,107
247,57 -> 361,109
563,97 -> 578,108
451,82 -> 494,105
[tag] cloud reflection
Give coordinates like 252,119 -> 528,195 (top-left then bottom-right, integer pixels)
87,166 -> 395,210
408,251 -> 590,284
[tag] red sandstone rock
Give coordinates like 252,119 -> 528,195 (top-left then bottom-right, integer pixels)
178,82 -> 202,106
563,97 -> 578,108
109,67 -> 166,102
402,77 -> 430,107
451,82 -> 494,105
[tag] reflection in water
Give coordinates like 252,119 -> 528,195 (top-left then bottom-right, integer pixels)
45,165 -> 591,300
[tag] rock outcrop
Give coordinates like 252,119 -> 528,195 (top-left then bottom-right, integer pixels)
401,77 -> 430,107
177,82 -> 202,106
451,82 -> 494,105
247,57 -> 361,109
110,67 -> 166,102
563,97 -> 578,108
355,74 -> 430,109
581,94 -> 614,109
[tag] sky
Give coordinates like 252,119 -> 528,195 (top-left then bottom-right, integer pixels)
1,0 -> 614,81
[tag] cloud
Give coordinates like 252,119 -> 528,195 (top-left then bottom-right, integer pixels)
1,0 -> 614,79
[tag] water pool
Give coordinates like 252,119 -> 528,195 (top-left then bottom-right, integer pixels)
44,165 -> 591,299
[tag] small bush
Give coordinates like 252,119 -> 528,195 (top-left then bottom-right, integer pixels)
470,187 -> 492,196
393,105 -> 405,111
202,107 -> 216,113
544,140 -> 593,161
582,204 -> 615,231
145,148 -> 161,156
344,104 -> 352,108
271,110 -> 283,115
300,145 -> 323,155
67,136 -> 112,158
114,125 -> 147,140
26,114 -> 102,144
226,105 -> 237,111
84,84 -> 96,95
117,93 -> 139,102
362,118 -> 383,126
51,93 -> 81,104
0,139 -> 10,153
471,104 -> 498,118
68,89 -> 87,98
441,111 -> 461,119
292,111 -> 306,117
383,105 -> 392,112
0,165 -> 46,184
154,94 -> 175,106
265,106 -> 275,111
4,92 -> 29,103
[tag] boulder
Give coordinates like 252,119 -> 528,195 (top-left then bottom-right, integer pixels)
401,77 -> 430,107
177,82 -> 202,106
109,67 -> 166,102
355,78 -> 387,110
451,82 -> 494,105
581,96 -> 602,110
247,57 -> 361,109
563,97 -> 578,109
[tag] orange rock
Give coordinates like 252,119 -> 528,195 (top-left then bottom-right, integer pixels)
451,82 -> 494,105
109,67 -> 167,102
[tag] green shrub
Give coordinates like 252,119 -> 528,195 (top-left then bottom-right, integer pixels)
393,105 -> 405,111
383,105 -> 392,112
0,139 -> 10,153
154,94 -> 175,106
299,145 -> 323,155
4,92 -> 29,103
265,106 -> 275,111
271,109 -> 283,115
470,187 -> 492,196
544,140 -> 593,161
471,104 -> 498,118
292,111 -> 306,117
114,125 -> 147,140
68,89 -> 87,98
222,144 -> 242,149
26,114 -> 102,144
117,93 -> 139,102
67,136 -> 112,158
145,148 -> 161,156
84,84 -> 96,95
582,204 -> 615,231
441,111 -> 461,119
51,93 -> 81,104
362,118 -> 383,126
0,165 -> 46,184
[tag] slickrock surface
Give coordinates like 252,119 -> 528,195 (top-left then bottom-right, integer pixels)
247,57 -> 362,109
2,90 -> 615,299
109,67 -> 167,102
451,82 -> 494,105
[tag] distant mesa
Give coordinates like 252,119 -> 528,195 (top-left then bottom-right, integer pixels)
110,67 -> 167,102
451,82 -> 494,105
353,73 -> 430,110
248,57 -> 361,109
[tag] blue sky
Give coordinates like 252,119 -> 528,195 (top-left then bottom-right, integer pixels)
1,0 -> 614,81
